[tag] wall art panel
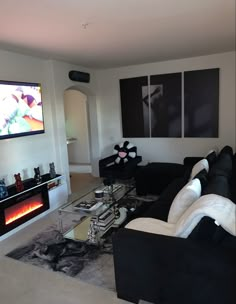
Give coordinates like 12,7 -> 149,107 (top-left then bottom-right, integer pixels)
150,73 -> 182,137
184,68 -> 219,137
120,76 -> 149,137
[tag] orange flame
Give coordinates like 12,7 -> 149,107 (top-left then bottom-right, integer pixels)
5,202 -> 43,225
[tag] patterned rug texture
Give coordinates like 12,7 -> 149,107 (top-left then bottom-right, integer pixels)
6,224 -> 115,291
6,192 -> 158,291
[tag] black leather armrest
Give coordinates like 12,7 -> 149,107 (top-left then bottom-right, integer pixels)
99,155 -> 142,169
99,154 -> 116,167
99,155 -> 116,177
99,155 -> 142,179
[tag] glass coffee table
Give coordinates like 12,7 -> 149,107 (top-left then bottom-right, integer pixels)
58,183 -> 134,244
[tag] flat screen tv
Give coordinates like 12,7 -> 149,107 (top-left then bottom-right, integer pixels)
0,80 -> 45,140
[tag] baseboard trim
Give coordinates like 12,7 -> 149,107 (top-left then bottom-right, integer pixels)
69,164 -> 92,173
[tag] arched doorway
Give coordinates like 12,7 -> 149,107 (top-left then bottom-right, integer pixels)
60,85 -> 100,193
64,89 -> 91,173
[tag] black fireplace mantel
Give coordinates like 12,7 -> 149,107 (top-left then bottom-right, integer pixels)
0,174 -> 61,236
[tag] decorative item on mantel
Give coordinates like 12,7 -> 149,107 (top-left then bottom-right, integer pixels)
49,162 -> 56,179
34,167 -> 42,184
14,173 -> 24,192
0,178 -> 8,199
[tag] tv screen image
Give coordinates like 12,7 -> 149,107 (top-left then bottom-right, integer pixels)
0,80 -> 45,140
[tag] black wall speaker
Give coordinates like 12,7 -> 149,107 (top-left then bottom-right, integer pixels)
68,70 -> 90,83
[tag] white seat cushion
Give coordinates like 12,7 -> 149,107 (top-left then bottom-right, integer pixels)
125,217 -> 175,236
168,178 -> 201,224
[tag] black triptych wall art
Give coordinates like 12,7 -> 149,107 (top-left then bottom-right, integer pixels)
150,73 -> 182,137
119,68 -> 219,138
120,76 -> 148,137
184,68 -> 219,137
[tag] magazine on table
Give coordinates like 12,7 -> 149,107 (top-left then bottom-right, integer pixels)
73,200 -> 103,212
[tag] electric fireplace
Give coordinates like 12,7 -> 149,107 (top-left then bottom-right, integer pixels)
0,184 -> 49,236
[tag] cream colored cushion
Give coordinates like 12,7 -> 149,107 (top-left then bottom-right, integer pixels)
168,178 -> 201,224
190,159 -> 209,180
125,217 -> 175,236
126,194 -> 236,238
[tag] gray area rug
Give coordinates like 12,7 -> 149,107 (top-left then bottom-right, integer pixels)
6,224 -> 115,291
6,193 -> 158,292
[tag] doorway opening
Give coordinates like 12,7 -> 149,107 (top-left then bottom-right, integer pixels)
64,89 -> 91,173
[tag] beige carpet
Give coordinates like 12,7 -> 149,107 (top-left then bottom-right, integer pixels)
0,173 -> 130,304
70,173 -> 102,193
0,256 -> 128,304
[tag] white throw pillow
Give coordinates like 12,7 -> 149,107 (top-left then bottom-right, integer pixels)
167,178 -> 201,224
189,159 -> 209,180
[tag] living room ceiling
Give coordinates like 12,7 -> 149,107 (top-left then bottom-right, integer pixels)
0,0 -> 235,69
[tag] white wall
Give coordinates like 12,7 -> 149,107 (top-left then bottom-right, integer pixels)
95,52 -> 236,163
49,61 -> 100,181
0,50 -> 57,185
0,49 -> 99,194
1,49 -> 235,191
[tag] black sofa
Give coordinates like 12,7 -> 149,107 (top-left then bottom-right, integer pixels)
113,146 -> 236,304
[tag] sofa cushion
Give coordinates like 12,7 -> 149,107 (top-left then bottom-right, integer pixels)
206,150 -> 217,167
143,177 -> 188,221
190,159 -> 209,180
143,201 -> 173,221
193,169 -> 208,189
168,178 -> 201,224
113,141 -> 137,165
232,153 -> 236,179
202,175 -> 231,198
188,216 -> 229,243
183,157 -> 204,168
208,152 -> 232,179
157,177 -> 188,202
135,162 -> 186,195
219,145 -> 233,157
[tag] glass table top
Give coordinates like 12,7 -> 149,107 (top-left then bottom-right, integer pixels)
58,183 -> 134,243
